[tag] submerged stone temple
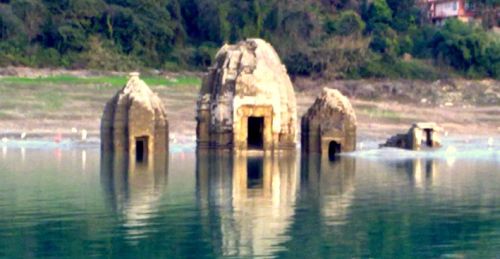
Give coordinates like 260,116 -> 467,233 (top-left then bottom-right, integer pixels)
196,39 -> 297,151
101,72 -> 169,164
381,122 -> 442,150
301,88 -> 357,158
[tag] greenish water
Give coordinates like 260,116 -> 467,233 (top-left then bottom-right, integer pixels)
0,144 -> 499,258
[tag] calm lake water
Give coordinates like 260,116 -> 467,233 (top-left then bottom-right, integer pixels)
0,139 -> 499,258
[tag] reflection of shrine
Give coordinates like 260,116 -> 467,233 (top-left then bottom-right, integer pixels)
301,155 -> 356,226
100,152 -> 168,238
196,152 -> 298,257
406,159 -> 437,188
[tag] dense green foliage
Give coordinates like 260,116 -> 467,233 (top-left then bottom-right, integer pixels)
0,0 -> 498,79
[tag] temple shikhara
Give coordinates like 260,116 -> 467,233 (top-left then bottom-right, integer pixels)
196,39 -> 297,151
101,72 -> 169,164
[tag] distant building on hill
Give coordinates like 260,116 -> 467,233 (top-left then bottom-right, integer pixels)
419,0 -> 476,24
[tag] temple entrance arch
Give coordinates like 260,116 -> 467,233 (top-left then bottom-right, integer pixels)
328,141 -> 342,160
235,105 -> 273,150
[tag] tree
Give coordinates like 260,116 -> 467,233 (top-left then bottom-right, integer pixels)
475,0 -> 500,28
329,10 -> 365,36
103,1 -> 176,65
365,0 -> 392,32
430,19 -> 492,76
485,41 -> 500,78
10,0 -> 47,40
369,24 -> 398,58
0,4 -> 26,41
386,0 -> 418,32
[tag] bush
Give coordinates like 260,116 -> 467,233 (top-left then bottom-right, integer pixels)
11,0 -> 48,40
192,43 -> 218,67
485,40 -> 500,79
83,36 -> 140,71
34,47 -> 61,67
0,5 -> 27,41
311,36 -> 371,79
167,46 -> 195,69
398,35 -> 414,55
0,39 -> 31,66
284,52 -> 315,76
327,11 -> 365,36
366,0 -> 393,32
56,22 -> 88,52
370,24 -> 399,58
359,57 -> 441,80
430,19 -> 498,78
411,25 -> 437,59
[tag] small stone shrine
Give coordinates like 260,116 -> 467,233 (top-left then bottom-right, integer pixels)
381,122 -> 442,150
101,72 -> 169,163
301,88 -> 357,158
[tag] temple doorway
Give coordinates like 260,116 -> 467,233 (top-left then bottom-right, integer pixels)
135,136 -> 149,162
248,117 -> 264,149
328,141 -> 342,160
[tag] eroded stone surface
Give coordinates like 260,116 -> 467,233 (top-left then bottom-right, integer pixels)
381,122 -> 442,150
196,39 -> 297,151
101,72 -> 169,164
301,88 -> 357,156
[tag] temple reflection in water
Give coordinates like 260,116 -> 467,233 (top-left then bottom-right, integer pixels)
386,158 -> 439,188
100,151 -> 168,240
407,159 -> 438,188
300,155 -> 356,226
196,152 -> 299,257
195,151 -> 359,256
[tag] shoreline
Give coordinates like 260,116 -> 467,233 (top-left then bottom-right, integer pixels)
0,69 -> 499,145
0,132 -> 497,151
2,96 -> 498,141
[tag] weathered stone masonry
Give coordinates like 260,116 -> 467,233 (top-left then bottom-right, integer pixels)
101,72 -> 169,165
301,88 -> 357,157
196,39 -> 297,151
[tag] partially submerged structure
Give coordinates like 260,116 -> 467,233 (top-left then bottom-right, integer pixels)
381,122 -> 442,150
196,39 -> 297,151
301,88 -> 357,158
101,72 -> 169,164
